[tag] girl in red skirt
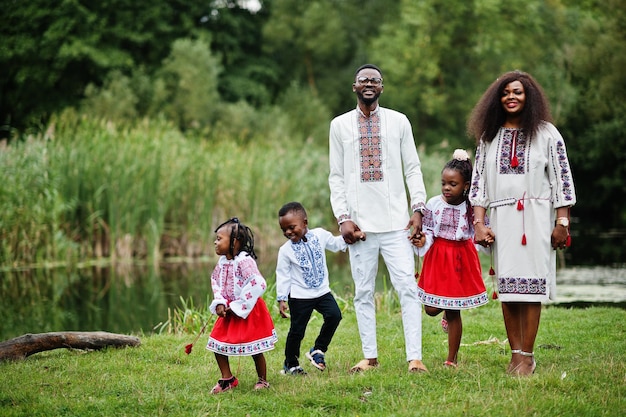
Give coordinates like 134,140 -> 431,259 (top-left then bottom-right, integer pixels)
206,218 -> 277,393
412,150 -> 488,368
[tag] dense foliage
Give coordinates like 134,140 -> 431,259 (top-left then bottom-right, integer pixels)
1,0 -> 624,265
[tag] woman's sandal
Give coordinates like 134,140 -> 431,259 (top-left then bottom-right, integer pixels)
443,361 -> 457,368
520,351 -> 536,375
507,349 -> 521,374
508,350 -> 536,376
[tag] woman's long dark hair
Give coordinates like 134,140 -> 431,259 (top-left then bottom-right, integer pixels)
467,70 -> 552,144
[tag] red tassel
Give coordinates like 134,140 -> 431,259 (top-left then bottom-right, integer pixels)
185,344 -> 193,355
521,234 -> 527,245
517,199 -> 524,210
510,130 -> 519,168
489,266 -> 495,276
415,256 -> 421,280
492,291 -> 498,300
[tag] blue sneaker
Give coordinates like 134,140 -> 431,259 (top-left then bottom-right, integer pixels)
281,365 -> 307,376
305,348 -> 326,371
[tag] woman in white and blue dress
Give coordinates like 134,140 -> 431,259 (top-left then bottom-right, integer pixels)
468,70 -> 576,376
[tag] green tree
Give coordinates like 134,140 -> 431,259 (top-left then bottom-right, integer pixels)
370,0 -> 575,148
203,2 -> 278,106
82,71 -> 139,121
155,38 -> 223,130
2,0 -> 624,265
557,0 -> 626,264
262,0 -> 401,114
0,0 -> 209,134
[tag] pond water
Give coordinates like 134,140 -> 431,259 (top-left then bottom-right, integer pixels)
550,266 -> 626,306
1,261 -> 625,341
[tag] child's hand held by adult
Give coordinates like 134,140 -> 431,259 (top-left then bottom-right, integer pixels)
410,231 -> 426,248
340,221 -> 362,244
474,223 -> 495,247
406,211 -> 424,239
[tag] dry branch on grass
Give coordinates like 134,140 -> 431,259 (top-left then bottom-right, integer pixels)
0,331 -> 141,361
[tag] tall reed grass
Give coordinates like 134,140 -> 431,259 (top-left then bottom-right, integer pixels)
0,111 -> 446,270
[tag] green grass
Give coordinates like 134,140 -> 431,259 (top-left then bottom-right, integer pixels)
1,303 -> 624,416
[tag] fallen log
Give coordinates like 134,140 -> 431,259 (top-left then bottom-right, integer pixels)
0,331 -> 141,361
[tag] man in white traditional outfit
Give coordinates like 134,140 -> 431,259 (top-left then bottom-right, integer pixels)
328,64 -> 429,373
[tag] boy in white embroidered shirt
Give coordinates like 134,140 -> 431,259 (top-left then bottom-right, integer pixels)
276,201 -> 364,375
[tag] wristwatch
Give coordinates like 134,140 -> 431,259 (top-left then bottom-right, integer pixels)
556,217 -> 569,228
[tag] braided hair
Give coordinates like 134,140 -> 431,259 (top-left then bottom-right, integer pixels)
444,150 -> 474,225
214,217 -> 257,259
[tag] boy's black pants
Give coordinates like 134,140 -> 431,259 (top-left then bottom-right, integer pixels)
284,292 -> 342,368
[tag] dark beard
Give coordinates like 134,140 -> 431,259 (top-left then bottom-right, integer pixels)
357,90 -> 380,106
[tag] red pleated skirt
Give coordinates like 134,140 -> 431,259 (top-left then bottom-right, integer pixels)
206,298 -> 277,356
417,238 -> 488,310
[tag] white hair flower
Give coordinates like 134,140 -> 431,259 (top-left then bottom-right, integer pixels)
453,149 -> 470,161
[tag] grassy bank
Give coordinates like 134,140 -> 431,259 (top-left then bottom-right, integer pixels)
1,303 -> 624,416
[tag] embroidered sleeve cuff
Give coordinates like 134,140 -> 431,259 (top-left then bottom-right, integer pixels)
412,203 -> 426,215
337,214 -> 351,224
277,296 -> 288,302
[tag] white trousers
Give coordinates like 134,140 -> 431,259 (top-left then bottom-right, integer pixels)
348,230 -> 423,361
